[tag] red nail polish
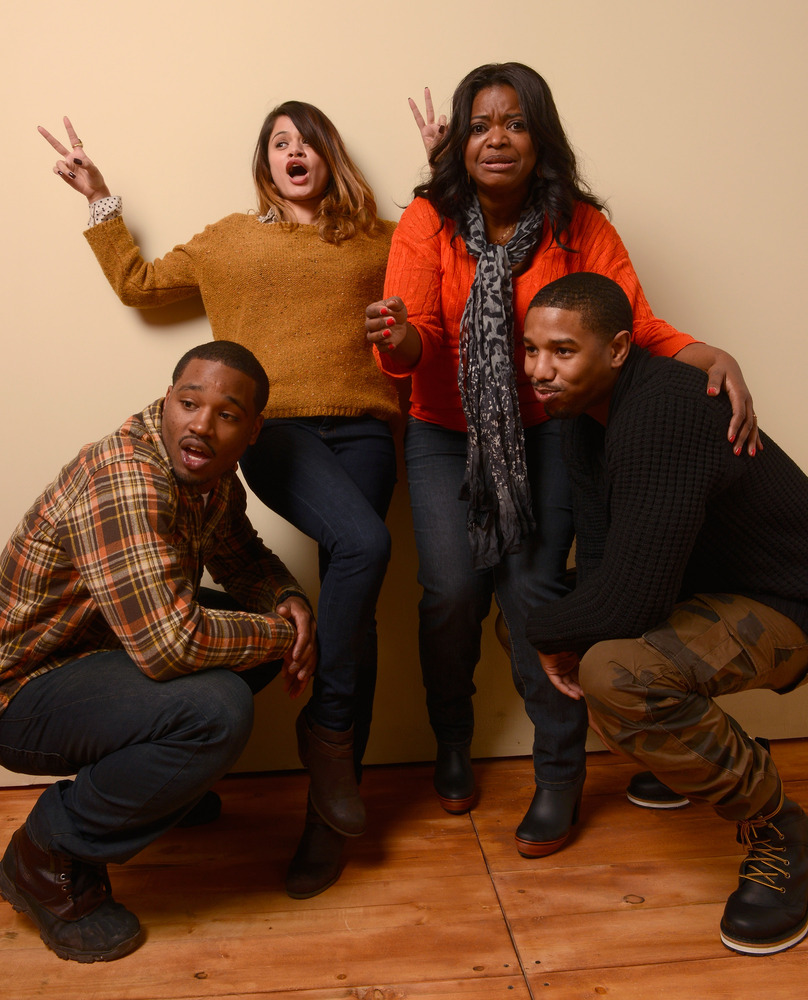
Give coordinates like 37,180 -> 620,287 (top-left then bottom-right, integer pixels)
380,306 -> 388,316
386,317 -> 395,327
382,330 -> 391,338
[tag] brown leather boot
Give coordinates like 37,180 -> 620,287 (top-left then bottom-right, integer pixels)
296,709 -> 365,837
285,794 -> 347,899
0,825 -> 143,963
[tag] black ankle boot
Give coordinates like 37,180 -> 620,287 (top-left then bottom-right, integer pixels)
434,743 -> 477,814
285,795 -> 347,899
515,774 -> 585,858
0,826 -> 143,963
720,795 -> 808,955
296,709 -> 365,837
178,790 -> 222,827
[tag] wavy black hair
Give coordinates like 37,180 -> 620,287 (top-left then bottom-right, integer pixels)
414,62 -> 604,247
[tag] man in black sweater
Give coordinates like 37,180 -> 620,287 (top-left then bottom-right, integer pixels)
523,272 -> 808,957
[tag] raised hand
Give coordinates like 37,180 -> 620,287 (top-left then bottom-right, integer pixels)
365,296 -> 423,369
408,87 -> 447,156
38,116 -> 111,203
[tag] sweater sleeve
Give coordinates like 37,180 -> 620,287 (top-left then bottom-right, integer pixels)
526,387 -> 737,653
378,198 -> 461,376
83,215 -> 201,308
570,206 -> 695,358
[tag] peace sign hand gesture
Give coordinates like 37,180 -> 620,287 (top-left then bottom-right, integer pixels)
38,116 -> 111,203
408,87 -> 447,156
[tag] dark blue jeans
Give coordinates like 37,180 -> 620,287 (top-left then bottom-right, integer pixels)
0,588 -> 281,864
405,416 -> 588,788
239,416 -> 396,755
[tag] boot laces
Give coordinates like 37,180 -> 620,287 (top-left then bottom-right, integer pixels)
54,855 -> 112,904
737,815 -> 789,893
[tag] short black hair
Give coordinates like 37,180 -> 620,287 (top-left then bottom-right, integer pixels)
171,341 -> 269,413
528,273 -> 634,342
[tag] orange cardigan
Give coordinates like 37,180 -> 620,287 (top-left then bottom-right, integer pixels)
379,197 -> 694,431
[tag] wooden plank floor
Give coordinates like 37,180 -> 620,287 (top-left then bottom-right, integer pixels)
1,739 -> 806,999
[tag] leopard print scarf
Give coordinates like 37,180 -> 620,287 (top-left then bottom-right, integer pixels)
458,197 -> 545,570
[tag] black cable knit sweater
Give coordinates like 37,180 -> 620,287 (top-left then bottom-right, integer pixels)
526,346 -> 808,653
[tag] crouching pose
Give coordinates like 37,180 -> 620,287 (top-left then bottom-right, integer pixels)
524,272 -> 808,956
0,341 -> 316,962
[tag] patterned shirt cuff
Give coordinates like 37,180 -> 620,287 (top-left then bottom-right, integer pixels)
88,195 -> 123,227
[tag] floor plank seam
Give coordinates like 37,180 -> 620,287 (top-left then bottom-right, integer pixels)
470,809 -> 537,1000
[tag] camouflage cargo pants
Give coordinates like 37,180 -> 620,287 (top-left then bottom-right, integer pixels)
579,594 -> 808,820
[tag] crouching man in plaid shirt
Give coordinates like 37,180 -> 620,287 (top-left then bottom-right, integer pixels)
0,340 -> 316,963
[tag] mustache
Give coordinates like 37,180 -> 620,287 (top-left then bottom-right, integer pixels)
180,435 -> 215,458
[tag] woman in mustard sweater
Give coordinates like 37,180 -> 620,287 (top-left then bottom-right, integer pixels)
39,102 -> 398,899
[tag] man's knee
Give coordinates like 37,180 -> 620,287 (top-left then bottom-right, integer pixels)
161,670 -> 255,756
579,638 -> 649,709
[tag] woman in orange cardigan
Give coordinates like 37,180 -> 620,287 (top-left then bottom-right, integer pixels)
366,62 -> 757,858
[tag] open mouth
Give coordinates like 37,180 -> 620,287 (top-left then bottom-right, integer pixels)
180,437 -> 213,471
287,161 -> 308,178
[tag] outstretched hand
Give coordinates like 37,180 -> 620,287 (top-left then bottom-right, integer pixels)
674,342 -> 762,457
705,349 -> 762,456
408,87 -> 447,156
38,116 -> 111,203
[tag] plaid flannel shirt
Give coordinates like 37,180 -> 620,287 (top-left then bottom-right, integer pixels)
0,398 -> 307,714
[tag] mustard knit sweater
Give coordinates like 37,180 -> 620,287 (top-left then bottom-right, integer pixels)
85,214 -> 400,423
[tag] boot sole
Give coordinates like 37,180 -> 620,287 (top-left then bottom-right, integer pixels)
514,830 -> 573,858
436,791 -> 477,815
626,791 -> 690,810
285,864 -> 344,899
0,865 -> 143,963
720,913 -> 808,956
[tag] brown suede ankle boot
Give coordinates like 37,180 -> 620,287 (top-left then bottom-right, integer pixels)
295,709 -> 365,837
285,794 -> 347,899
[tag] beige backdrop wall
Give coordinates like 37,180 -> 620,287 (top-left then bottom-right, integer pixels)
2,0 -> 806,785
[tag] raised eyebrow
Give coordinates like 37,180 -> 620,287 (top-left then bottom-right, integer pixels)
470,109 -> 524,122
175,384 -> 248,414
222,394 -> 248,415
521,335 -> 579,347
